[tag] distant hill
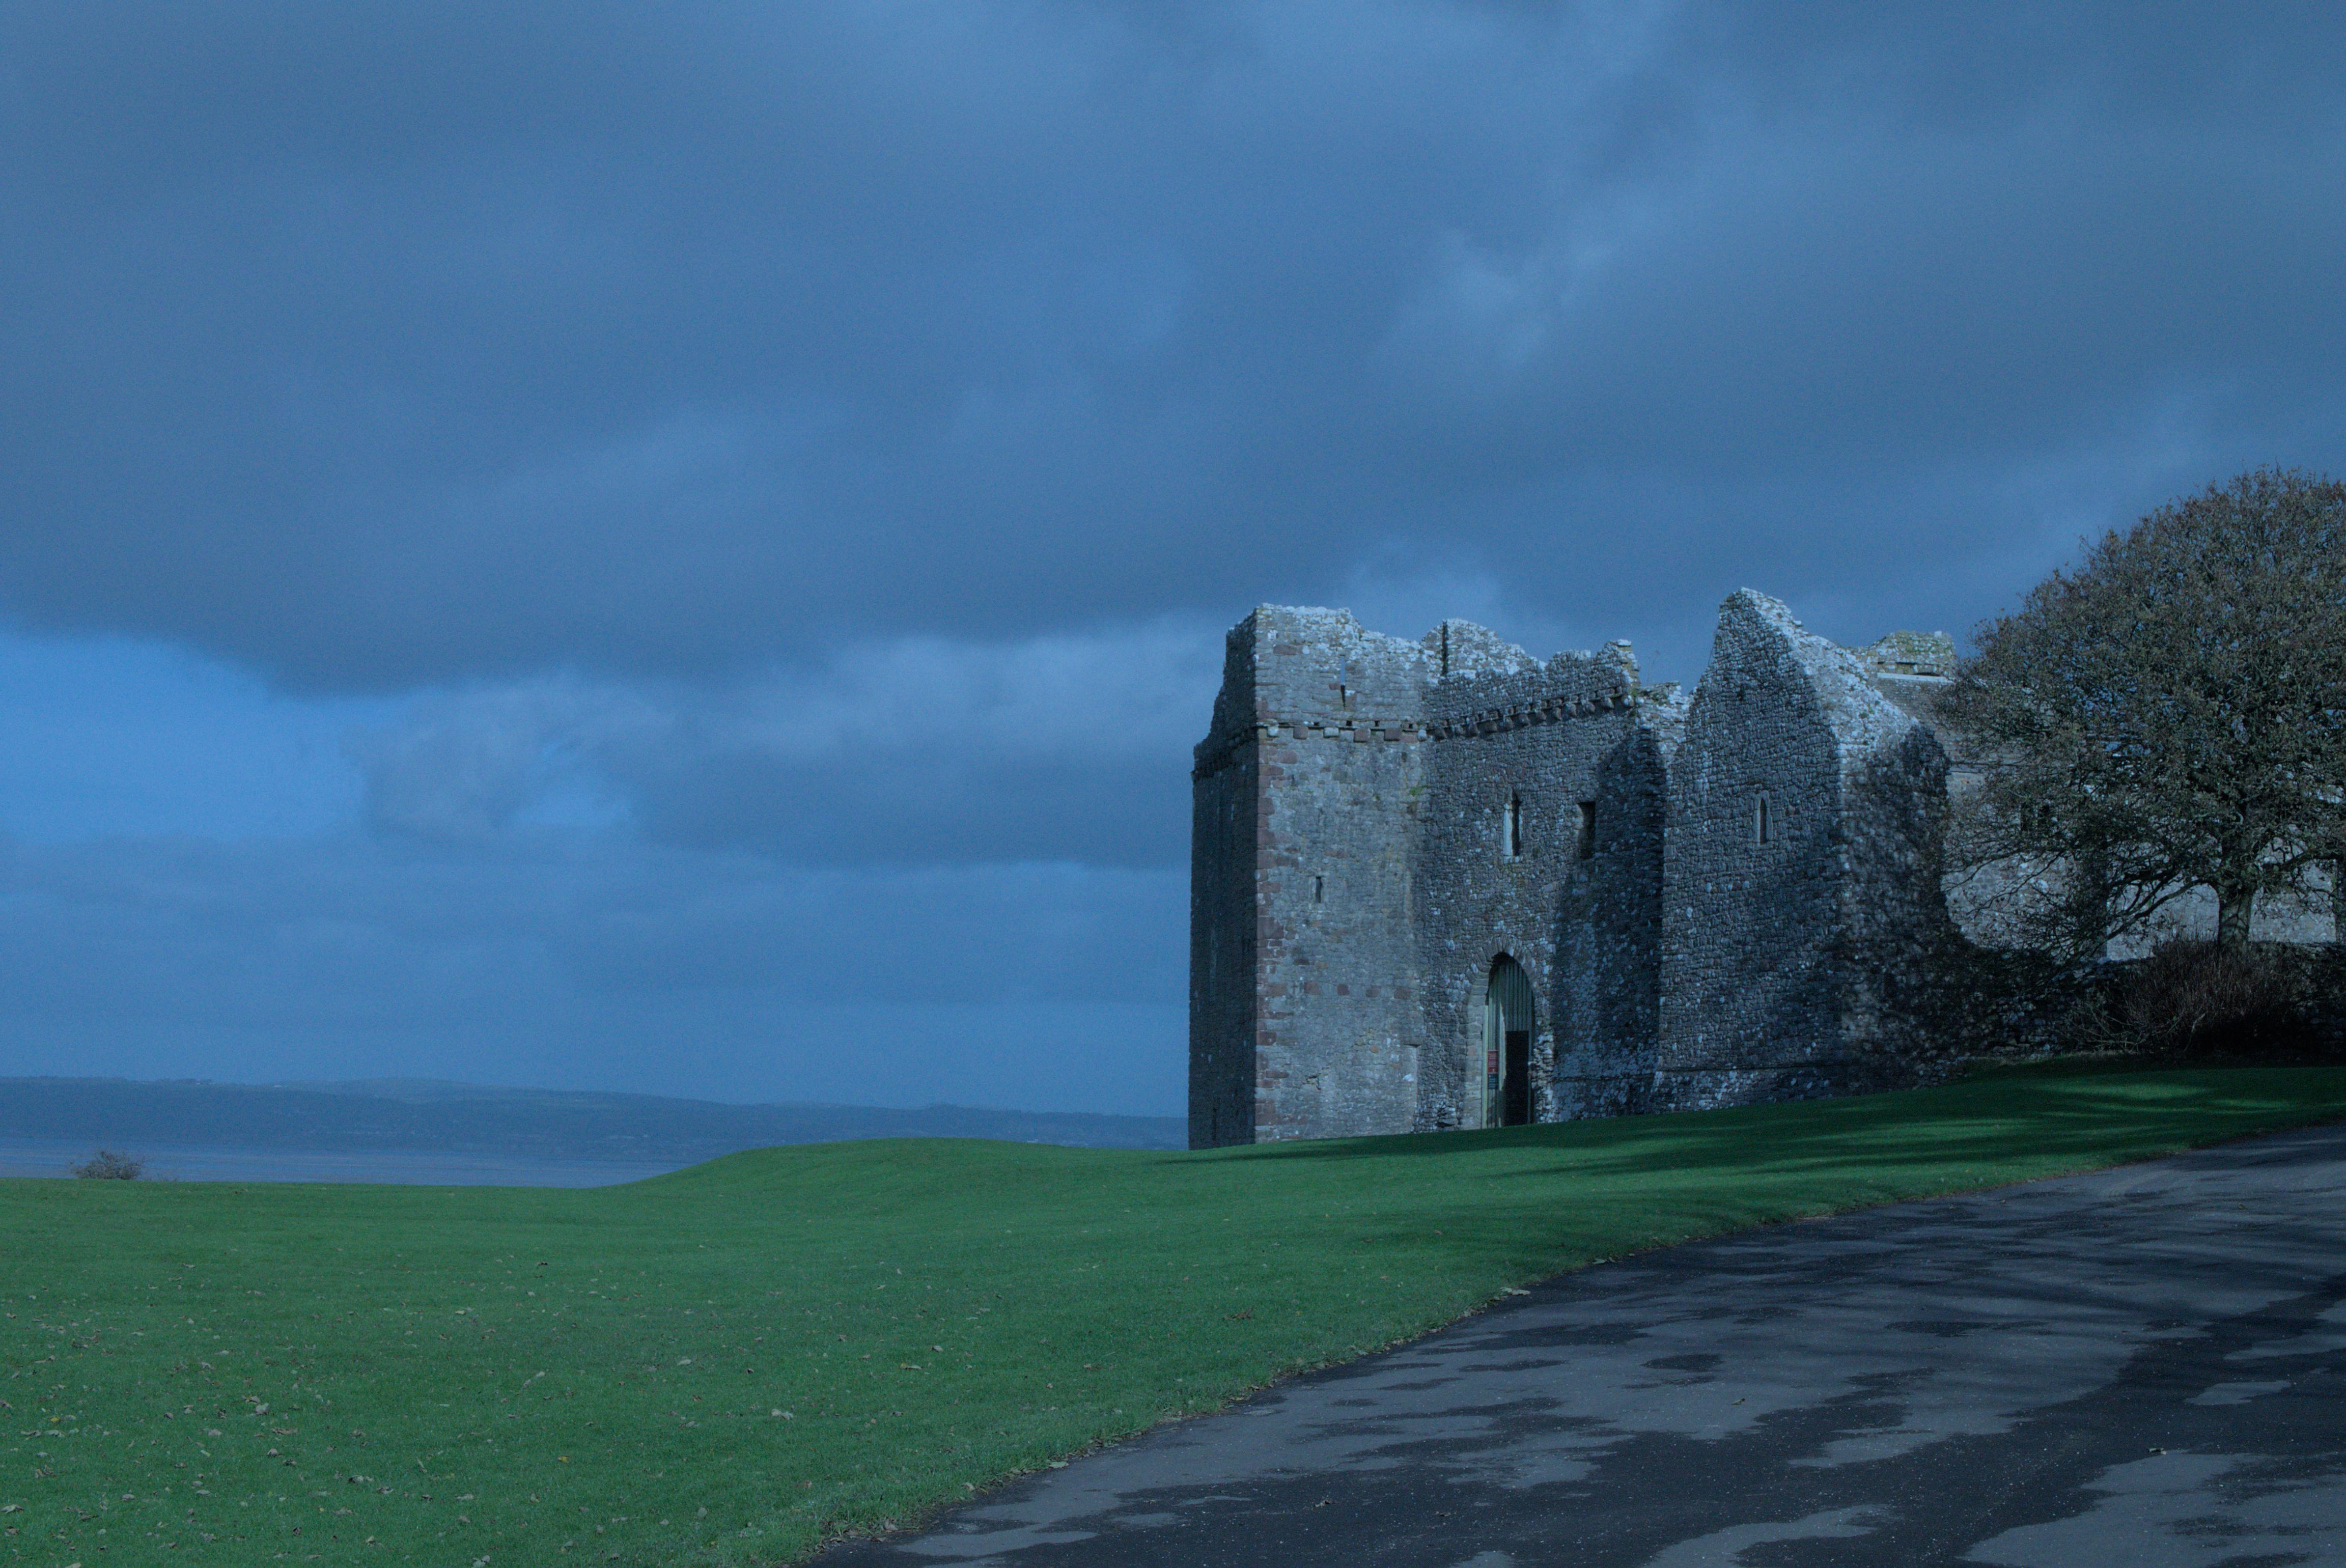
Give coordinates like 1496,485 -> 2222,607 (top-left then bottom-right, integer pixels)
0,1077 -> 1186,1160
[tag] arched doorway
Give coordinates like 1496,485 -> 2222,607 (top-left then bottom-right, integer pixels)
1483,956 -> 1535,1128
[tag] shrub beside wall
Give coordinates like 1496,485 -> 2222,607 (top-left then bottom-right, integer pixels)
1921,937 -> 2346,1066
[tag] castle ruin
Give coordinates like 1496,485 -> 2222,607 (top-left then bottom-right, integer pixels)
1188,589 -> 1962,1147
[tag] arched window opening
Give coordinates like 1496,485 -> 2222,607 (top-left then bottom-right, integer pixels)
1576,801 -> 1597,860
1503,792 -> 1525,860
1482,956 -> 1536,1129
1755,794 -> 1771,845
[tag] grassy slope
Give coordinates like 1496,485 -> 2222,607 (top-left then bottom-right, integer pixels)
4,1061 -> 2343,1567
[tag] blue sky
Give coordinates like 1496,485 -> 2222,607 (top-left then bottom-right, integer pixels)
5,2 -> 2345,1112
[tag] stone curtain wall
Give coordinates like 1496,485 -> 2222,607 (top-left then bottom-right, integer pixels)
1834,722 -> 1957,1085
1656,592 -> 1951,1108
1555,717 -> 1681,1117
1408,639 -> 1683,1130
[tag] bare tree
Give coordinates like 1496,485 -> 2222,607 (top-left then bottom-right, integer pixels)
71,1149 -> 144,1180
1942,467 -> 2346,963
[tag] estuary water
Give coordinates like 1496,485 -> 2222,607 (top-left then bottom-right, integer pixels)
0,1136 -> 687,1187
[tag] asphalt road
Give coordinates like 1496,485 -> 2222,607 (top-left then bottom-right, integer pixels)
815,1121 -> 2346,1567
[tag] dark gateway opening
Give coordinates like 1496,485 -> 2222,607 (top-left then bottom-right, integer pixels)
1503,1029 -> 1531,1126
1485,955 -> 1537,1128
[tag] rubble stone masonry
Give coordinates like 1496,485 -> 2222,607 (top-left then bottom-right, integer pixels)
1190,589 -> 1966,1148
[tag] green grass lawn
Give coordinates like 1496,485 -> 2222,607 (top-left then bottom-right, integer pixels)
4,1060 -> 2344,1567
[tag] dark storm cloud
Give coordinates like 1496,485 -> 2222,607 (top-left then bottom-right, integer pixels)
13,2 -> 2346,692
10,2 -> 2346,1109
341,620 -> 1218,865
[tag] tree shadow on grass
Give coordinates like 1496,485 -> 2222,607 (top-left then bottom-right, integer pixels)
1187,1066 -> 2346,1191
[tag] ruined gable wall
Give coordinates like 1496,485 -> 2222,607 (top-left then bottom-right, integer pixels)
1190,607 -> 1431,1145
1657,591 -> 1951,1107
1409,635 -> 1674,1128
1657,592 -> 1844,1104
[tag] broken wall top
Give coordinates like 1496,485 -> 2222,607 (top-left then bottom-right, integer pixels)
1424,631 -> 1645,734
1698,589 -> 1937,775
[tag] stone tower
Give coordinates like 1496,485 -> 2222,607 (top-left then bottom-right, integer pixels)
1189,608 -> 1430,1148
